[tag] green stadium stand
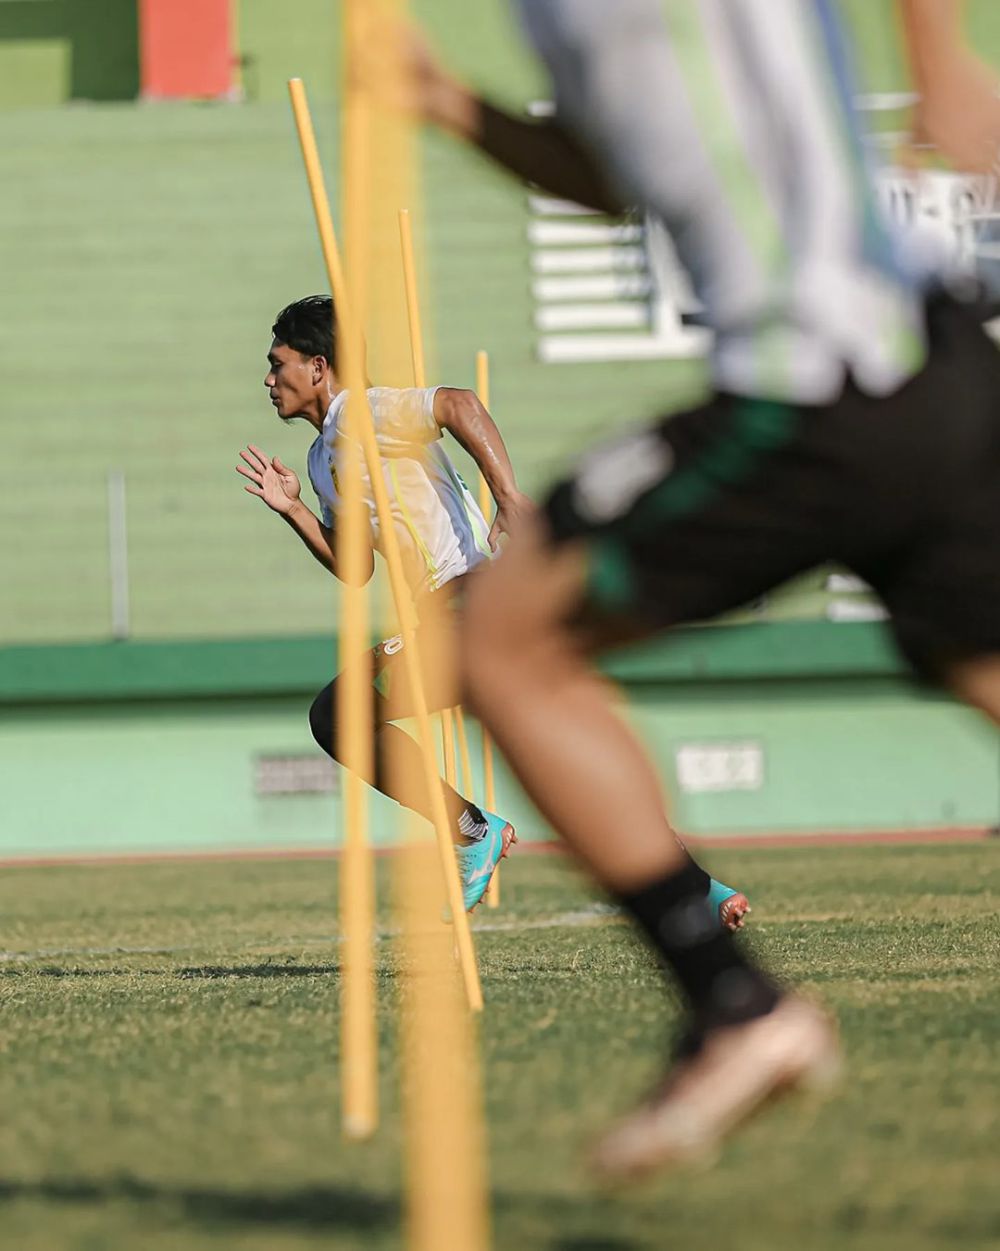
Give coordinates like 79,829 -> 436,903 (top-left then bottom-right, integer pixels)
2,0 -> 999,649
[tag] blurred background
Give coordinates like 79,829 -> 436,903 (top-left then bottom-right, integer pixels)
1,0 -> 997,859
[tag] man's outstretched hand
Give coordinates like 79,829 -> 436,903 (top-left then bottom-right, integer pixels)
237,445 -> 302,516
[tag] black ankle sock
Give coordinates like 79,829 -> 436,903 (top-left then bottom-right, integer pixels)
685,854 -> 711,897
619,859 -> 779,1026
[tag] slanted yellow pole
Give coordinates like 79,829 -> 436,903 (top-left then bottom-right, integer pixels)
288,79 -> 349,314
288,75 -> 376,1140
476,350 -> 501,907
441,707 -> 458,789
288,78 -> 482,1016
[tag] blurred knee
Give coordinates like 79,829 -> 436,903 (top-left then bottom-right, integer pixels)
462,573 -> 575,712
945,654 -> 1000,723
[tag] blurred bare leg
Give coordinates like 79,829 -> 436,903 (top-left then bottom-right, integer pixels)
462,519 -> 684,892
461,518 -> 835,1183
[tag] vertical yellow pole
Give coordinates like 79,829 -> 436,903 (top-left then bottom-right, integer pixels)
398,208 -> 427,388
362,11 -> 489,1245
441,708 -> 458,788
287,76 -> 377,1140
397,827 -> 491,1251
398,207 -> 463,792
475,350 -> 500,907
288,76 -> 482,1012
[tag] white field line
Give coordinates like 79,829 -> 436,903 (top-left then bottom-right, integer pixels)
0,905 -> 622,965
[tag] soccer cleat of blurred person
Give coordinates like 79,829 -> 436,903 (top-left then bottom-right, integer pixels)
591,996 -> 841,1182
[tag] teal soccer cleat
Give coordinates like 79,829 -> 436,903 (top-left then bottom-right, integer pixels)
455,811 -> 517,911
708,878 -> 751,931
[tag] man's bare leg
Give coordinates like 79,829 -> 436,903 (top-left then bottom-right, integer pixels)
463,524 -> 686,890
462,519 -> 743,897
309,619 -> 486,833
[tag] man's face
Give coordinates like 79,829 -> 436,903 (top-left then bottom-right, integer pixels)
264,339 -> 321,420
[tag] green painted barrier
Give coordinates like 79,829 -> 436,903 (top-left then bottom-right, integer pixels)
0,621 -> 906,705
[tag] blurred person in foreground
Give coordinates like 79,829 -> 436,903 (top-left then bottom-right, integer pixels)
396,0 -> 1000,1176
237,295 -> 750,919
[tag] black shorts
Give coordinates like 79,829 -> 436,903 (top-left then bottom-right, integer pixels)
543,295 -> 1000,680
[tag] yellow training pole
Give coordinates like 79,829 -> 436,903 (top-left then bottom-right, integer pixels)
475,350 -> 501,906
398,208 -> 428,388
287,76 -> 377,1140
455,707 -> 475,798
347,8 -> 490,1247
398,207 -> 463,792
397,827 -> 491,1251
289,77 -> 482,1014
288,80 -> 349,315
441,708 -> 458,788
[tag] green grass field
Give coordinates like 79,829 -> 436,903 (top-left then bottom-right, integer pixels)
1,843 -> 998,1251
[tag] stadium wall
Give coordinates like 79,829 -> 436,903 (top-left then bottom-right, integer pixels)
1,626 -> 995,859
0,0 -> 138,109
1,4 -> 997,859
2,2 -> 998,113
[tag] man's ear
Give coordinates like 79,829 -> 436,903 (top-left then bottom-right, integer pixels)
312,356 -> 327,385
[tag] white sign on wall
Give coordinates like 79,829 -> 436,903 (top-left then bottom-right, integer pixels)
254,755 -> 339,796
675,741 -> 765,795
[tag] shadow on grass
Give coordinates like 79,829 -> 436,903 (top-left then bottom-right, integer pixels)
179,964 -> 340,979
0,967 -> 168,979
0,1175 -> 652,1244
0,1176 -> 397,1232
0,964 -> 342,980
550,1239 -> 641,1251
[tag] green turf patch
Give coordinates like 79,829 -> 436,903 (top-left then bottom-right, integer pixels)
0,843 -> 998,1249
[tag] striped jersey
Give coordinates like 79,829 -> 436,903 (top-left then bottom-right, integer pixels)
307,386 -> 492,596
516,0 -> 928,403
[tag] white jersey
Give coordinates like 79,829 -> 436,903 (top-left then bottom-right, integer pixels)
307,386 -> 492,597
517,0 -> 928,404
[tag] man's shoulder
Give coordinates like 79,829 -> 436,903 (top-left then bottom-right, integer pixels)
364,386 -> 442,445
305,431 -> 327,480
366,384 -> 440,408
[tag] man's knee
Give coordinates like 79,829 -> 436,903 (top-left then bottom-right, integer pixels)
308,682 -> 337,757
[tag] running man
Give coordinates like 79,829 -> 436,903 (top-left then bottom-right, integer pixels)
401,0 -> 1000,1174
237,295 -> 520,909
237,295 -> 751,919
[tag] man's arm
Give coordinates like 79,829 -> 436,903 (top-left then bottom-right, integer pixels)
432,389 -> 533,548
898,0 -> 1000,172
404,29 -> 625,214
236,444 -> 374,584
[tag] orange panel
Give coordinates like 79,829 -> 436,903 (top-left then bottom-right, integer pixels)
138,0 -> 235,100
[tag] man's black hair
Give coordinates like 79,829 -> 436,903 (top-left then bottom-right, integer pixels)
271,295 -> 338,366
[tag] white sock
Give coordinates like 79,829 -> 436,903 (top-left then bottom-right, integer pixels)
457,805 -> 488,841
